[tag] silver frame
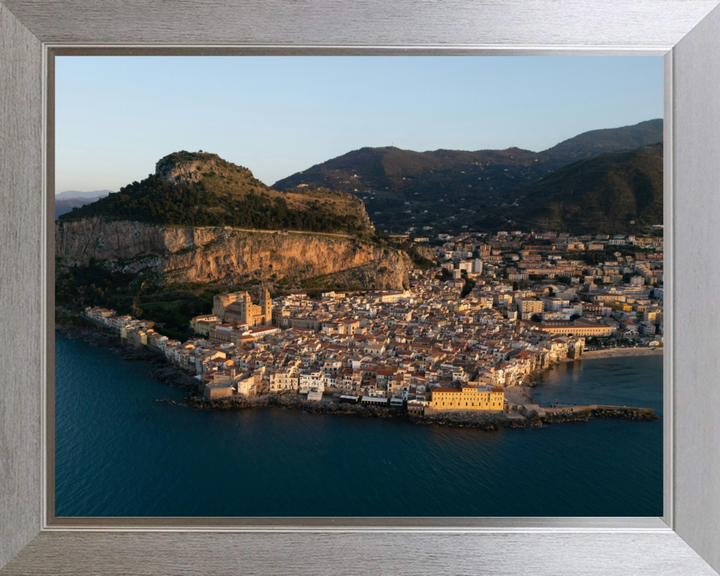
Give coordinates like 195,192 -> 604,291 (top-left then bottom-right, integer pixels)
2,1 -> 720,574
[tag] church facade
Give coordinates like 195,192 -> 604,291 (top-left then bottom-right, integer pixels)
212,289 -> 272,327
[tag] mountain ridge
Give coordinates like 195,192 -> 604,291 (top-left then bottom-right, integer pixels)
272,119 -> 663,232
59,151 -> 373,235
507,143 -> 663,234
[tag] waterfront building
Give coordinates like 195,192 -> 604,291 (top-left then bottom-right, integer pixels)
84,306 -> 115,322
299,370 -> 325,393
269,368 -> 300,392
430,385 -> 504,411
536,319 -> 613,337
236,372 -> 262,396
203,383 -> 233,400
127,328 -> 147,348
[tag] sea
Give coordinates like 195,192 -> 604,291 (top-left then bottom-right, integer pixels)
55,333 -> 663,517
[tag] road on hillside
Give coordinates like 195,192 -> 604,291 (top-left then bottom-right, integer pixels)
223,227 -> 357,240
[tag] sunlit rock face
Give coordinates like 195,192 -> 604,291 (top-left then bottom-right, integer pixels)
55,218 -> 411,290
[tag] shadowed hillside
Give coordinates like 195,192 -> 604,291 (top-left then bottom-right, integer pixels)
507,143 -> 663,234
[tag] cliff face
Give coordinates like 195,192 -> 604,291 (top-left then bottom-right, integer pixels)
156,156 -> 232,185
55,218 -> 410,289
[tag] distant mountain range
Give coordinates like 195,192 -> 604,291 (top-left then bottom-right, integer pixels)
540,119 -> 663,163
56,189 -> 114,200
508,143 -> 663,234
54,191 -> 111,220
273,119 -> 663,233
59,119 -> 663,234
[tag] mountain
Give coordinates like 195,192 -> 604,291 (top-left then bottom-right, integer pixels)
55,195 -> 108,220
273,146 -> 560,232
59,151 -> 372,235
56,151 -> 414,316
273,146 -> 553,195
56,189 -> 113,199
507,143 -> 663,234
56,217 -> 411,288
272,119 -> 663,232
542,119 -> 664,164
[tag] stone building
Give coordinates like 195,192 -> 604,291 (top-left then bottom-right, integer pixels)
212,289 -> 272,327
430,385 -> 505,411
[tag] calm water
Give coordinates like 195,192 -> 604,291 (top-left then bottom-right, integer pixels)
55,334 -> 663,517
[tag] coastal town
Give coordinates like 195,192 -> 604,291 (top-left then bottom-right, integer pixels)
78,229 -> 663,423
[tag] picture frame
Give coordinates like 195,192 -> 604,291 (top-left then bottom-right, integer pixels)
1,1 -> 719,574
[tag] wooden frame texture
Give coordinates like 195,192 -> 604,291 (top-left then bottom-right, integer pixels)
1,1 -> 720,574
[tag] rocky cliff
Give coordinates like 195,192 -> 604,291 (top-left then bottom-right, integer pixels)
155,152 -> 238,185
55,218 -> 411,290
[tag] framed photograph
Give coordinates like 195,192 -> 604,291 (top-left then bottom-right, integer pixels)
2,1 -> 720,575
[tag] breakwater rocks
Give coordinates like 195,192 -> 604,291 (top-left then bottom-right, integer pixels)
591,407 -> 658,421
408,411 -> 542,430
187,395 -> 548,430
150,363 -> 198,391
414,407 -> 657,430
543,406 -> 659,423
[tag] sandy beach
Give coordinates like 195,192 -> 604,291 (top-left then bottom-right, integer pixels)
505,347 -> 663,407
504,384 -> 534,406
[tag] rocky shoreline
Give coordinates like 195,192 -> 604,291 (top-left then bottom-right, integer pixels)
183,394 -> 657,429
543,408 -> 658,424
56,323 -> 197,390
57,323 -> 658,430
183,393 -> 396,417
183,393 -> 534,430
57,323 -> 155,361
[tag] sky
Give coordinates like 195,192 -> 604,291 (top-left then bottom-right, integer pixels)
55,56 -> 663,193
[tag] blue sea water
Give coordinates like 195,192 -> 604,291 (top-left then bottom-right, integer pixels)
55,334 -> 663,517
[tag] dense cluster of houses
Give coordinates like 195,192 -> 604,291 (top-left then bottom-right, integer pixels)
83,229 -> 663,412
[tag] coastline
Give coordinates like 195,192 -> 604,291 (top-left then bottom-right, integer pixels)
56,323 -> 659,430
521,346 -> 663,386
578,347 -> 663,360
56,323 -> 198,390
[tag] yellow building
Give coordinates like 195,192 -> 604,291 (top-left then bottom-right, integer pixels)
606,301 -> 633,312
518,299 -> 544,315
430,385 -> 504,411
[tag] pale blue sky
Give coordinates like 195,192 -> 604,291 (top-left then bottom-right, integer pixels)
56,56 -> 663,193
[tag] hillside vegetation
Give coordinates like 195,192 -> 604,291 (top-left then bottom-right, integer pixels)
542,119 -> 664,163
60,151 -> 371,234
273,119 -> 663,232
508,144 -> 663,233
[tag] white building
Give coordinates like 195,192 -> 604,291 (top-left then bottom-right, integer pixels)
299,370 -> 325,393
269,368 -> 299,392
